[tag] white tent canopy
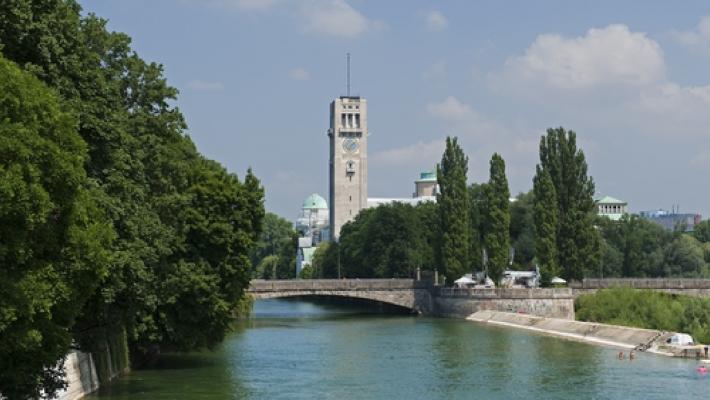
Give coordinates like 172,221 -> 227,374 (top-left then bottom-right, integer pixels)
551,277 -> 566,284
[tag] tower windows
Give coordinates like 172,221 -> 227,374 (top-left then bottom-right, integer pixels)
355,114 -> 360,128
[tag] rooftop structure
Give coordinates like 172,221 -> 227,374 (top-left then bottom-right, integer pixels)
639,209 -> 701,232
295,193 -> 329,276
595,195 -> 628,221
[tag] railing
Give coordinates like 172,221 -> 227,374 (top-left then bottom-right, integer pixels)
248,279 -> 430,292
570,278 -> 710,289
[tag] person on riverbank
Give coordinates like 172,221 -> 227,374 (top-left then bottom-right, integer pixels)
629,351 -> 635,360
618,351 -> 625,360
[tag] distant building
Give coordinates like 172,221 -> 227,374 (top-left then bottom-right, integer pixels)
414,170 -> 438,198
366,170 -> 438,208
639,209 -> 701,232
595,196 -> 628,221
296,193 -> 329,276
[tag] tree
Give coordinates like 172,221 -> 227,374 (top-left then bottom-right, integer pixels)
468,183 -> 487,272
437,137 -> 470,284
251,212 -> 298,277
533,167 -> 558,285
537,127 -> 600,281
510,190 -> 535,268
693,220 -> 710,243
0,55 -> 113,399
662,235 -> 707,277
1,0 -> 264,387
482,154 -> 510,284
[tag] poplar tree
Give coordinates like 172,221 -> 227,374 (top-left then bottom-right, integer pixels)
537,127 -> 600,281
482,154 -> 510,284
533,166 -> 558,286
437,137 -> 470,284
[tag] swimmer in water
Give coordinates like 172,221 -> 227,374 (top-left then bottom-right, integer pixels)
618,351 -> 625,360
697,365 -> 708,374
629,351 -> 635,360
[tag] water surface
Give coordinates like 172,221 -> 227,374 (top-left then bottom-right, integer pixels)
89,298 -> 709,399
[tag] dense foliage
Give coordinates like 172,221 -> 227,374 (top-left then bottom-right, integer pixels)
533,167 -> 559,285
0,54 -> 114,399
482,154 -> 510,284
597,215 -> 710,278
576,288 -> 710,344
315,202 -> 438,279
535,128 -> 600,281
251,212 -> 298,279
437,137 -> 471,284
0,1 -> 263,397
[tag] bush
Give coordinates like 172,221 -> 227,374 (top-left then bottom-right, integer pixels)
575,288 -> 710,344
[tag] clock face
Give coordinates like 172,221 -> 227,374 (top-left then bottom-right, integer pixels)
342,138 -> 359,153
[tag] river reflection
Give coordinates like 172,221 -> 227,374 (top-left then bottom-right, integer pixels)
89,298 -> 709,400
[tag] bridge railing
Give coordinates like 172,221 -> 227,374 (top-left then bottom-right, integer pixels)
248,279 -> 430,292
569,278 -> 710,289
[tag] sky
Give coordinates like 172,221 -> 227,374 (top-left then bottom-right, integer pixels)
80,0 -> 710,220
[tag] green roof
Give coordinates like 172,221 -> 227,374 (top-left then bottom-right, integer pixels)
595,195 -> 626,205
303,193 -> 328,210
417,170 -> 437,182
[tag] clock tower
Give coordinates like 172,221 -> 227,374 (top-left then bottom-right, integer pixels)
329,96 -> 368,241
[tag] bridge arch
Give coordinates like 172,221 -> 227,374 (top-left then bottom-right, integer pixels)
247,279 -> 433,314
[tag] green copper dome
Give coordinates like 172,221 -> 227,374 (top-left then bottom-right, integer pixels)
303,193 -> 328,210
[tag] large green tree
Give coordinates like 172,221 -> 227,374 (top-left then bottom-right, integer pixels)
510,190 -> 535,268
0,55 -> 113,399
0,1 -> 264,395
468,183 -> 486,272
537,128 -> 600,281
532,167 -> 558,285
437,137 -> 470,284
482,154 -> 510,284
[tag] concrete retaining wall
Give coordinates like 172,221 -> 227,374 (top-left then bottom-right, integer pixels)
57,351 -> 99,400
468,310 -> 669,351
433,288 -> 575,319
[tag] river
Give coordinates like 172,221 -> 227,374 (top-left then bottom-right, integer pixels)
88,298 -> 709,399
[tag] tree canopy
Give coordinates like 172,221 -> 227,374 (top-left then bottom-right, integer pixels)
0,1 -> 264,397
437,137 -> 470,284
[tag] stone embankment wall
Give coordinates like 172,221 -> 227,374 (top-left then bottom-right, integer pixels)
570,278 -> 710,298
433,288 -> 575,319
57,351 -> 100,400
56,332 -> 130,400
468,310 -> 670,352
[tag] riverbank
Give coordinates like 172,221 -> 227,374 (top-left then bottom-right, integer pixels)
466,310 -> 695,357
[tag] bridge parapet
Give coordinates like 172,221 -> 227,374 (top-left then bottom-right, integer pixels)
249,279 -> 429,292
571,278 -> 710,290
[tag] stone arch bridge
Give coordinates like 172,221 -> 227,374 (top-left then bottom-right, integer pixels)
247,279 -> 434,313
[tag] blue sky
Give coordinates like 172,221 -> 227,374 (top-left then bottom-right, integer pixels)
81,0 -> 710,219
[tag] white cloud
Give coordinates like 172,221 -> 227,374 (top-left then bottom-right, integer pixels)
187,80 -> 224,91
183,0 -> 278,10
289,67 -> 311,80
425,10 -> 448,31
300,0 -> 374,38
426,96 -> 474,121
500,24 -> 664,90
372,140 -> 445,167
672,16 -> 710,53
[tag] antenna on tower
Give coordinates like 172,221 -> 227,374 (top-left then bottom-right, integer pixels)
346,52 -> 351,97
